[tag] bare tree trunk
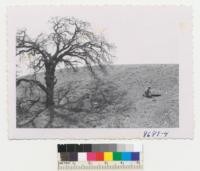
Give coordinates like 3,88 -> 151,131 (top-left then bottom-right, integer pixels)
46,106 -> 55,128
45,63 -> 56,127
45,64 -> 55,107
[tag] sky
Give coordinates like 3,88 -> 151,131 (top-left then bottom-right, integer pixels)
8,6 -> 192,76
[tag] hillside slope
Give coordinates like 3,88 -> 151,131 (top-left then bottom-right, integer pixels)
17,64 -> 179,128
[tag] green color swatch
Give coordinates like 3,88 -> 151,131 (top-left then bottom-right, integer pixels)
113,152 -> 122,161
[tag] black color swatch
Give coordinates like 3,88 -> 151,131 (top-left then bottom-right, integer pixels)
77,144 -> 84,152
66,144 -> 77,152
83,144 -> 92,152
58,144 -> 66,152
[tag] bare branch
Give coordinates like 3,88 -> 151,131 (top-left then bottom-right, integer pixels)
16,30 -> 51,60
16,78 -> 47,94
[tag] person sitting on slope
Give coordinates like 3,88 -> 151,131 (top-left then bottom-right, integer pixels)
144,87 -> 152,98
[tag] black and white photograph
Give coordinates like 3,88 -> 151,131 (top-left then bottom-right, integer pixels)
8,6 -> 193,138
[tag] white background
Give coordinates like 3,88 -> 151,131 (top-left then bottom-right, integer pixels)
0,0 -> 200,171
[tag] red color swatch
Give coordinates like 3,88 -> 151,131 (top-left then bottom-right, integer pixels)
96,152 -> 104,161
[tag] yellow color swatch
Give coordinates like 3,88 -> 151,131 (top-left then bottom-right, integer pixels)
104,152 -> 113,161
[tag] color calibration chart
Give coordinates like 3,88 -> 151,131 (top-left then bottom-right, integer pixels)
57,144 -> 143,170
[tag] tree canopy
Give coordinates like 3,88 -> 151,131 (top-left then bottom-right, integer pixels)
16,17 -> 115,77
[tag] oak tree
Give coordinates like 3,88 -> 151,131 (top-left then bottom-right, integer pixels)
16,17 -> 114,127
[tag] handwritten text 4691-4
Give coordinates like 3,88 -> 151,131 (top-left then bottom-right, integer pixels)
143,130 -> 169,138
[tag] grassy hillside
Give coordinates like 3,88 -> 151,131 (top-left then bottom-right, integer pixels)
17,64 -> 179,128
